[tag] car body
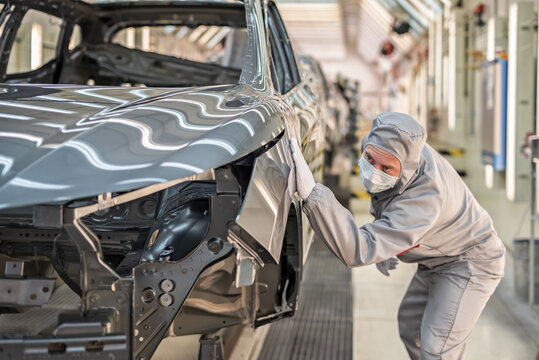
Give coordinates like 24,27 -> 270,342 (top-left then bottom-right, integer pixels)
0,0 -> 325,358
299,54 -> 348,165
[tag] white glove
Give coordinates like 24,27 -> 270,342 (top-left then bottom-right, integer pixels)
376,257 -> 399,277
289,138 -> 316,200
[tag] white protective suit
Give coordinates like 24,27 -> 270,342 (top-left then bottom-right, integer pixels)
301,112 -> 505,359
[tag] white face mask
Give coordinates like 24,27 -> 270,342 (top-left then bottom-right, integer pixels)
358,155 -> 399,193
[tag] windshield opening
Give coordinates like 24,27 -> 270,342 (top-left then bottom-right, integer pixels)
112,25 -> 247,71
2,3 -> 248,88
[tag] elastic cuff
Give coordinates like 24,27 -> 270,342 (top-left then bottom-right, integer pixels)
303,183 -> 329,213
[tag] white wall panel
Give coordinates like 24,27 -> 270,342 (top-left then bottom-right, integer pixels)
506,1 -> 535,202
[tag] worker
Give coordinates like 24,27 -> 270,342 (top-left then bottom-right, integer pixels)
289,112 -> 505,360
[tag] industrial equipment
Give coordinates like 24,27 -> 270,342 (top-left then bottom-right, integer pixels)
481,59 -> 508,171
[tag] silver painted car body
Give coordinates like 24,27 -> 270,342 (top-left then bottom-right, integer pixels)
0,0 -> 325,358
0,0 -> 324,260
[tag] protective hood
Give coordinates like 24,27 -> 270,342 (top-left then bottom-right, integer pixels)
361,112 -> 426,196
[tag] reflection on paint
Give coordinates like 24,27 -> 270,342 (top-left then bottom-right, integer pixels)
130,89 -> 152,99
164,98 -> 243,118
35,122 -> 89,133
195,93 -> 245,112
0,113 -> 33,120
247,108 -> 267,124
0,155 -> 13,176
190,138 -> 237,155
226,119 -> 255,136
11,177 -> 71,190
74,88 -> 129,104
0,131 -> 43,146
100,117 -> 188,151
253,178 -> 278,215
137,106 -> 221,131
116,177 -> 168,185
65,140 -> 153,171
161,162 -> 204,173
37,95 -> 108,109
0,101 -> 75,115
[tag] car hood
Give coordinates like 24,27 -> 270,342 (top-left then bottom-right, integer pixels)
0,84 -> 284,209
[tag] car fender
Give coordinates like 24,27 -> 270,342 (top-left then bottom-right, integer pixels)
234,133 -> 295,263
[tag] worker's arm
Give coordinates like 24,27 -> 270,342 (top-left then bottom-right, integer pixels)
289,137 -> 442,267
302,182 -> 442,267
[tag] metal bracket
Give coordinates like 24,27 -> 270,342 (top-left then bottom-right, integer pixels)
60,206 -> 133,353
132,239 -> 233,360
0,278 -> 55,306
4,260 -> 24,278
234,247 -> 257,287
97,192 -> 114,210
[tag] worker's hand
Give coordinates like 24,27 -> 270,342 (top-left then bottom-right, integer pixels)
289,138 -> 315,200
376,257 -> 399,277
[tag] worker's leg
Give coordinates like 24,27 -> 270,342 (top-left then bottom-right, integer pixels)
398,266 -> 429,360
419,261 -> 501,360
